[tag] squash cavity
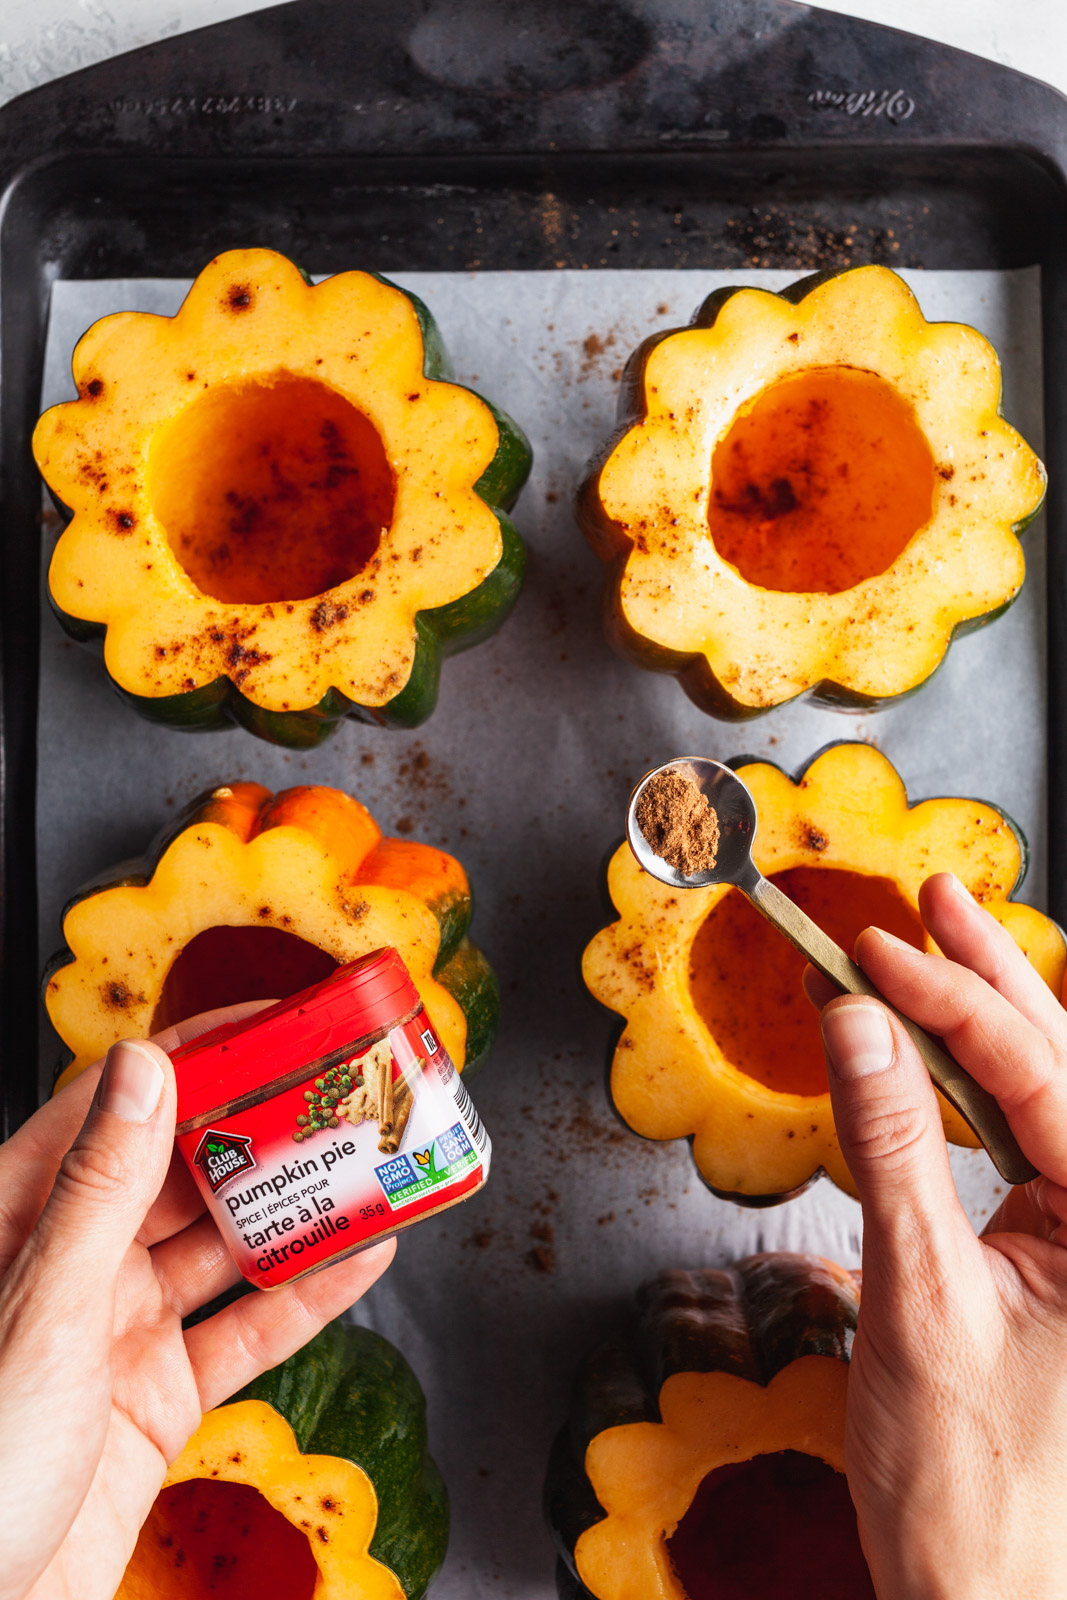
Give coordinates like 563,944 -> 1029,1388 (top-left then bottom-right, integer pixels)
127,1478 -> 320,1600
687,866 -> 924,1099
148,374 -> 395,605
666,1450 -> 873,1600
708,365 -> 936,594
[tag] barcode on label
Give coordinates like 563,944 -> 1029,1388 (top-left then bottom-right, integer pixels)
452,1071 -> 488,1155
420,1026 -> 439,1056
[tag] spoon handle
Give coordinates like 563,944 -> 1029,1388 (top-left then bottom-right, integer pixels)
749,876 -> 1037,1186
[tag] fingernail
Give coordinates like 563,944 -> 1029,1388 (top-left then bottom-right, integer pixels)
821,1004 -> 894,1079
946,873 -> 974,902
866,927 -> 916,954
97,1041 -> 165,1123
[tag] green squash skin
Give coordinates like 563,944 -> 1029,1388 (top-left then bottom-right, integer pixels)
46,268 -> 532,748
426,889 -> 470,975
232,1320 -> 448,1600
579,267 -> 1044,722
44,785 -> 500,1084
588,742 -> 1045,1208
544,1255 -> 860,1600
434,936 -> 501,1080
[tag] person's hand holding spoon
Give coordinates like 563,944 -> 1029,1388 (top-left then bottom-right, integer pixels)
627,757 -> 1036,1184
630,756 -> 1067,1597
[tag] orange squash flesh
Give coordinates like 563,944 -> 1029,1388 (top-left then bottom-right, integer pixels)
148,374 -> 395,605
708,366 -> 936,594
687,866 -> 925,1097
548,1256 -> 864,1600
132,1479 -> 320,1600
576,1358 -> 850,1600
580,265 -> 1046,716
47,780 -> 489,1088
118,1398 -> 405,1600
582,743 -> 1067,1202
35,249 -> 531,738
666,1451 -> 874,1600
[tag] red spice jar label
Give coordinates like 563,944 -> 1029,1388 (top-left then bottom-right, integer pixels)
172,949 -> 490,1289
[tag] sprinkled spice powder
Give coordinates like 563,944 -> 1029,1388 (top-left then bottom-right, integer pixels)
636,767 -> 721,875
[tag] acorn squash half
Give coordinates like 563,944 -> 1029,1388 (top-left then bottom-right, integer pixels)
120,1319 -> 447,1600
582,742 -> 1065,1203
45,781 -> 499,1090
545,1253 -> 869,1600
34,248 -> 531,747
578,265 -> 1045,718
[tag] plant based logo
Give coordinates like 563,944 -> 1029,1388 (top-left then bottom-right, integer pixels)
193,1128 -> 256,1193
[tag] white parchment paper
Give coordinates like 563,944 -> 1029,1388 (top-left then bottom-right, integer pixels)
38,267 -> 1045,1598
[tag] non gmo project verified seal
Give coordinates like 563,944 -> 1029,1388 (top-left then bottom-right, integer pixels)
374,1123 -> 475,1208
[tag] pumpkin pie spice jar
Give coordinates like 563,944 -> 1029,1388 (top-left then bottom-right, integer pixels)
172,948 -> 490,1288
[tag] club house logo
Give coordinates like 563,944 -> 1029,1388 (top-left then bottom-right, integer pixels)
193,1128 -> 256,1193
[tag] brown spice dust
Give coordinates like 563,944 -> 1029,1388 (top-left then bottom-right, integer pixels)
636,767 -> 720,875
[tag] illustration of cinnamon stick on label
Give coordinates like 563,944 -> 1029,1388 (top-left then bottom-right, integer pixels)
378,1059 -> 423,1154
378,1048 -> 395,1130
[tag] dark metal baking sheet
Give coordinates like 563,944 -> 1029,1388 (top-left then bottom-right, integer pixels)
4,3 -> 1067,1596
6,0 -> 1067,1128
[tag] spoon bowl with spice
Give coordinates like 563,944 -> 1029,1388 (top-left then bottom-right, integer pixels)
627,757 -> 1037,1187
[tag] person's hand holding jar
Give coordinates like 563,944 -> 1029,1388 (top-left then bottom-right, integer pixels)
0,1002 -> 393,1600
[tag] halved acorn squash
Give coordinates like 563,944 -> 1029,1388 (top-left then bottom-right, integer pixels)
34,248 -> 531,747
578,265 -> 1045,718
120,1319 -> 447,1600
582,742 -> 1065,1203
545,1252 -> 869,1600
45,781 -> 498,1090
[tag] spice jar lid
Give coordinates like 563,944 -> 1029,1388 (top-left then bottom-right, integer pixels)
171,947 -> 421,1121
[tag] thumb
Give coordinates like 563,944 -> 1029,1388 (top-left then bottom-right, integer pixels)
0,1042 -> 174,1600
820,996 -> 968,1262
31,1039 -> 175,1284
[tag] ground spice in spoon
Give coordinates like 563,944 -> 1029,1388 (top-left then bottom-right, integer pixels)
636,766 -> 721,874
